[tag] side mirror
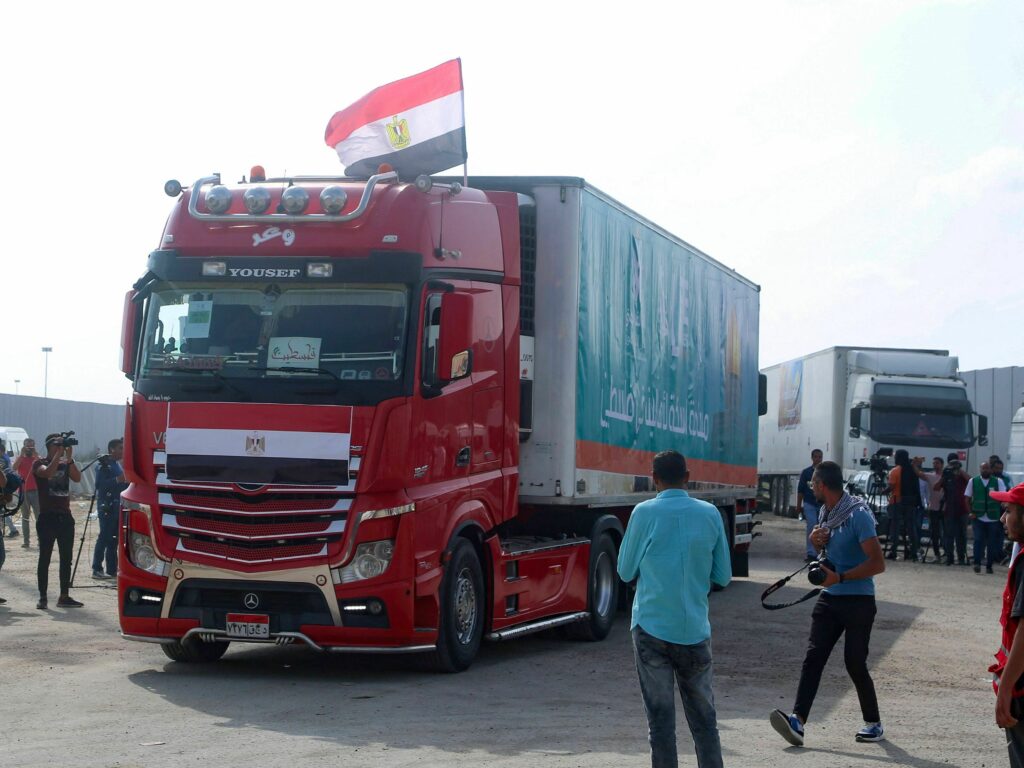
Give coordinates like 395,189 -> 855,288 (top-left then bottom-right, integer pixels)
437,292 -> 473,383
120,290 -> 140,378
978,414 -> 989,447
849,406 -> 861,438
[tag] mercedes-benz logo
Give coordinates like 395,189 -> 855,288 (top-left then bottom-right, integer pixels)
243,593 -> 260,610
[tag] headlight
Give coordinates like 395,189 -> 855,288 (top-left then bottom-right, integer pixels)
334,540 -> 395,584
128,531 -> 168,576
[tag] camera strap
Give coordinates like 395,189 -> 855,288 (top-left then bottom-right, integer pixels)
760,561 -> 822,610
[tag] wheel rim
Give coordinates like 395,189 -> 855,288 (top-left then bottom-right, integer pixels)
593,551 -> 614,618
453,567 -> 478,645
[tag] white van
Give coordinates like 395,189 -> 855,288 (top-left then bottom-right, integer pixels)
0,426 -> 30,460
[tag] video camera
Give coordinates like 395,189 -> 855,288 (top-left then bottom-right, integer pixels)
860,447 -> 893,478
942,459 -> 963,482
48,430 -> 79,448
97,453 -> 112,468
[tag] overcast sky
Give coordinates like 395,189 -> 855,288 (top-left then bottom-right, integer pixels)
1,0 -> 1020,404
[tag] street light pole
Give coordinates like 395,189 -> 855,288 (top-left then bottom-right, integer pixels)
14,379 -> 20,395
41,346 -> 52,398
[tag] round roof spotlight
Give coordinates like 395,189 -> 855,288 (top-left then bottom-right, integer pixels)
414,175 -> 433,193
205,184 -> 233,214
281,186 -> 310,215
164,179 -> 182,197
320,185 -> 348,215
243,186 -> 272,214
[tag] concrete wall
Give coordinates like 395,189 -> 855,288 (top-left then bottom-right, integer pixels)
961,366 -> 1024,470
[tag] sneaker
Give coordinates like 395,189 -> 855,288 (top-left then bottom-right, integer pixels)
770,709 -> 804,747
0,596 -> 7,604
21,542 -> 30,549
974,565 -> 981,573
37,598 -> 47,610
56,596 -> 83,608
92,570 -> 111,580
987,566 -> 994,574
855,722 -> 884,742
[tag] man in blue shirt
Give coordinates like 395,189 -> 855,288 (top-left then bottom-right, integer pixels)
92,438 -> 127,580
770,460 -> 887,747
617,450 -> 731,768
796,449 -> 824,560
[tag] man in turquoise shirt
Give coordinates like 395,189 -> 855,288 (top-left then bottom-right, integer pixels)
617,450 -> 731,768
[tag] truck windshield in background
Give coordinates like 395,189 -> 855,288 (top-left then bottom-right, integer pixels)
869,382 -> 973,447
140,282 -> 409,384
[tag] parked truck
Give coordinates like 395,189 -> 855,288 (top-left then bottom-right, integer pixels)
758,347 -> 988,515
117,171 -> 761,671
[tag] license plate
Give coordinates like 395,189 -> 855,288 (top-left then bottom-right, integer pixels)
225,613 -> 270,639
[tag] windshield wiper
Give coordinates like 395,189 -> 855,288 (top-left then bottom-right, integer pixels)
248,364 -> 342,380
180,370 -> 250,399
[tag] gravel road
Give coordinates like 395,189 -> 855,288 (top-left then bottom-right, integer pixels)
0,505 -> 1009,767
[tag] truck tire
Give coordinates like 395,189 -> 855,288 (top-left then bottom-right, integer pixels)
422,538 -> 484,673
161,637 -> 230,663
566,534 -> 618,641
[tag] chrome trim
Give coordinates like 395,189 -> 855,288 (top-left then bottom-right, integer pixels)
734,513 -> 754,525
486,612 -> 589,641
175,539 -> 328,564
121,632 -> 177,645
162,513 -> 345,541
733,533 -> 753,545
158,492 -> 352,516
156,473 -> 355,494
180,627 -> 434,654
154,451 -> 166,466
187,172 -> 398,224
336,510 -> 364,567
501,537 -> 589,557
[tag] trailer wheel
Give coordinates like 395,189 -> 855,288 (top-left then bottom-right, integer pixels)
423,538 -> 484,673
566,534 -> 618,642
160,637 -> 230,663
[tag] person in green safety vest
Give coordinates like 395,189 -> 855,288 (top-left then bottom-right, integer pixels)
966,462 -> 1009,574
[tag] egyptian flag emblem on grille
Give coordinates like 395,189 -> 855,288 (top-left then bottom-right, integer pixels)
166,403 -> 351,486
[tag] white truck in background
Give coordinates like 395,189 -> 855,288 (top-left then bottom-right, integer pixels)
758,347 -> 989,515
1006,402 -> 1024,484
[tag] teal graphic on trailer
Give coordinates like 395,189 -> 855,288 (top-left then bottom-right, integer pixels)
575,190 -> 758,471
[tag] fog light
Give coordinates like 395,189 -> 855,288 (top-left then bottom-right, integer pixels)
243,186 -> 272,214
281,186 -> 309,215
204,184 -> 233,214
368,600 -> 384,615
320,185 -> 348,214
128,589 -> 141,604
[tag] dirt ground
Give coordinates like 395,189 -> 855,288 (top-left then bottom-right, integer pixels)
0,504 -> 1011,768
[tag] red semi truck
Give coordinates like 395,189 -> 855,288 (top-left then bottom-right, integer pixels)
118,170 -> 762,671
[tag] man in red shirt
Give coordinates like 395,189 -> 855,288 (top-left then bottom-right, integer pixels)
14,438 -> 41,548
991,482 -> 1024,766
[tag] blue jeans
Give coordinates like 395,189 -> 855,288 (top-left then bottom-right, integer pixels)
632,626 -> 723,768
91,508 -> 118,575
803,501 -> 819,558
973,518 -> 1004,569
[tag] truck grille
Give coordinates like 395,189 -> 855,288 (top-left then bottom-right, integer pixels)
154,454 -> 359,565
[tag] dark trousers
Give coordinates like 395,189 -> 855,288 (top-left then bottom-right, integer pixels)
944,515 -> 968,563
1008,718 -> 1024,768
37,513 -> 75,597
91,508 -> 118,575
887,502 -> 919,559
926,510 -> 944,561
973,518 -> 1004,569
793,593 -> 880,724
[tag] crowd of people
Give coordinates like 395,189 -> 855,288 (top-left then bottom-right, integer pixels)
0,431 -> 127,608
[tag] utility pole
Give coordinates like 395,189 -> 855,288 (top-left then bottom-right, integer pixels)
42,346 -> 52,398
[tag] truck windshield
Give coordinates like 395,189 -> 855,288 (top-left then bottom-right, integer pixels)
870,409 -> 972,447
140,282 -> 409,383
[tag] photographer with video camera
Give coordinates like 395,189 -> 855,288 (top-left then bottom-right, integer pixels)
770,460 -> 886,747
33,431 -> 83,609
91,438 -> 126,580
886,450 -> 927,561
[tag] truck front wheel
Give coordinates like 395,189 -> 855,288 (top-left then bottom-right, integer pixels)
161,637 -> 230,663
423,538 -> 484,673
566,534 -> 618,641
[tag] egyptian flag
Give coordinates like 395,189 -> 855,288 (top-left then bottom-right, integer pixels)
165,403 -> 351,486
324,59 -> 466,179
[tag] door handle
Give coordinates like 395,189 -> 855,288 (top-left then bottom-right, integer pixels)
456,446 -> 471,467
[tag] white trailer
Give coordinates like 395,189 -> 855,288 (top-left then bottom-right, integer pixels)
758,347 -> 988,515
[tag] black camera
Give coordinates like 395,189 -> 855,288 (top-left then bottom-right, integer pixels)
55,430 -> 78,448
807,557 -> 835,586
97,453 -> 112,467
942,460 -> 962,481
860,447 -> 893,477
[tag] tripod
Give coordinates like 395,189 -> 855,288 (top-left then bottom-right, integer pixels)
70,456 -> 116,590
864,471 -> 892,546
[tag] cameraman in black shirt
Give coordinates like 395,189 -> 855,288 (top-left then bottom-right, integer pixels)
33,432 -> 83,609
